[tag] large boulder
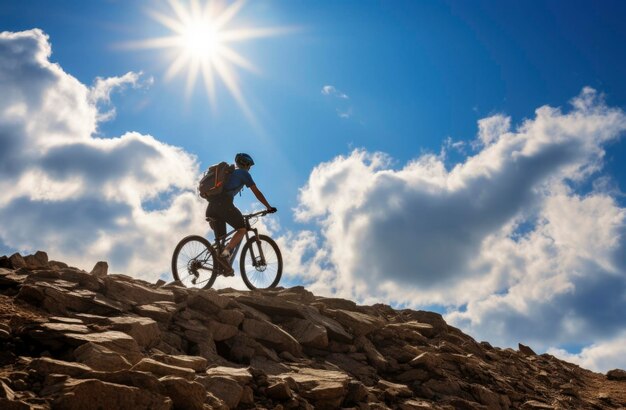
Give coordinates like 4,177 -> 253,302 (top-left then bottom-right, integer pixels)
241,318 -> 302,356
134,302 -> 177,323
301,306 -> 353,343
186,289 -> 230,314
282,317 -> 328,348
331,309 -> 385,337
277,367 -> 351,408
159,376 -> 207,410
8,253 -> 26,269
18,281 -> 124,315
107,316 -> 161,349
208,319 -> 238,341
63,331 -> 143,364
89,261 -> 108,278
53,378 -> 171,410
24,251 -> 49,269
73,342 -> 132,372
195,375 -> 243,409
205,366 -> 253,384
104,276 -> 174,306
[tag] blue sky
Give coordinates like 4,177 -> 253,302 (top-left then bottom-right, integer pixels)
2,0 -> 626,372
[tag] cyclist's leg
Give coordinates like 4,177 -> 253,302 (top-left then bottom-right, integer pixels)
207,200 -> 235,275
206,201 -> 227,240
222,202 -> 246,254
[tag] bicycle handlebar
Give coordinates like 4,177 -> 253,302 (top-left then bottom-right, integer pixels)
244,209 -> 277,219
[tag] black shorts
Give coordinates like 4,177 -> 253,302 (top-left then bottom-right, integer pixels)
205,196 -> 245,239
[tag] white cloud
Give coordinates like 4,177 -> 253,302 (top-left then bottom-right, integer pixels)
547,331 -> 626,373
321,85 -> 349,99
477,114 -> 510,146
0,29 -> 206,279
293,88 -> 626,371
90,71 -> 152,122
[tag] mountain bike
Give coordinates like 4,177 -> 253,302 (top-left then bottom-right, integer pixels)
171,210 -> 282,290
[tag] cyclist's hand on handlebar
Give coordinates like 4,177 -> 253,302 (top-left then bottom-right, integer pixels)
267,207 -> 277,214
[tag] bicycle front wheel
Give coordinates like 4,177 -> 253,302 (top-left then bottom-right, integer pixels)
171,235 -> 218,289
240,234 -> 282,290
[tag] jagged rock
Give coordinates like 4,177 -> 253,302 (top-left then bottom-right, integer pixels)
89,261 -> 108,278
0,269 -> 26,288
301,306 -> 353,343
216,308 -> 245,326
235,293 -> 306,318
131,358 -> 195,380
344,380 -> 369,405
195,375 -> 243,409
53,378 -> 171,410
86,369 -> 161,392
186,289 -> 230,314
208,319 -> 238,341
29,357 -> 93,377
134,302 -> 176,323
8,253 -> 26,269
242,318 -> 302,356
0,398 -> 36,410
282,317 -> 328,348
316,297 -> 358,311
277,368 -> 350,407
107,316 -> 161,349
63,331 -> 143,364
267,379 -> 293,400
607,368 -> 626,381
378,379 -> 413,399
205,366 -> 253,384
331,309 -> 385,336
153,354 -> 208,372
73,342 -> 132,372
471,384 -> 501,408
519,343 -> 537,356
1,252 -> 624,409
326,353 -> 378,385
18,282 -> 124,315
159,376 -> 207,410
355,336 -> 389,371
24,251 -> 48,269
104,276 -> 174,306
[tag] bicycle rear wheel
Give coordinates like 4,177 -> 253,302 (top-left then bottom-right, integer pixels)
171,235 -> 218,289
239,234 -> 282,290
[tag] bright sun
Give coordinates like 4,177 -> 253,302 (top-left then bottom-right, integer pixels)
127,0 -> 285,117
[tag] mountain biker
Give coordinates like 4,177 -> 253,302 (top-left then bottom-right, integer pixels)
206,153 -> 276,275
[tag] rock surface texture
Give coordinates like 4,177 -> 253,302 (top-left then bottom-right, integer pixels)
0,251 -> 625,409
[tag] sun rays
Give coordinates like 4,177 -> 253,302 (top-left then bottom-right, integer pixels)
125,0 -> 287,119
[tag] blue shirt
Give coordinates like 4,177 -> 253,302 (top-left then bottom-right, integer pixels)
224,168 -> 255,198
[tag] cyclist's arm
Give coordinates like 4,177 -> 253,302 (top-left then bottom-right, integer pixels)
249,185 -> 272,209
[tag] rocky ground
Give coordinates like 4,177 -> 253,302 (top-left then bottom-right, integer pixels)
0,251 -> 625,409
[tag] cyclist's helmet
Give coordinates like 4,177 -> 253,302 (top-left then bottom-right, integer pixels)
235,153 -> 255,167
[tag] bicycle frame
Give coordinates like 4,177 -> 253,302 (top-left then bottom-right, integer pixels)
208,210 -> 269,268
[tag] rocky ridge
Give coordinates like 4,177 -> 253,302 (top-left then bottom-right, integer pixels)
0,251 -> 624,409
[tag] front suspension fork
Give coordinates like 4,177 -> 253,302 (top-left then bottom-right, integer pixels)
245,228 -> 266,266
